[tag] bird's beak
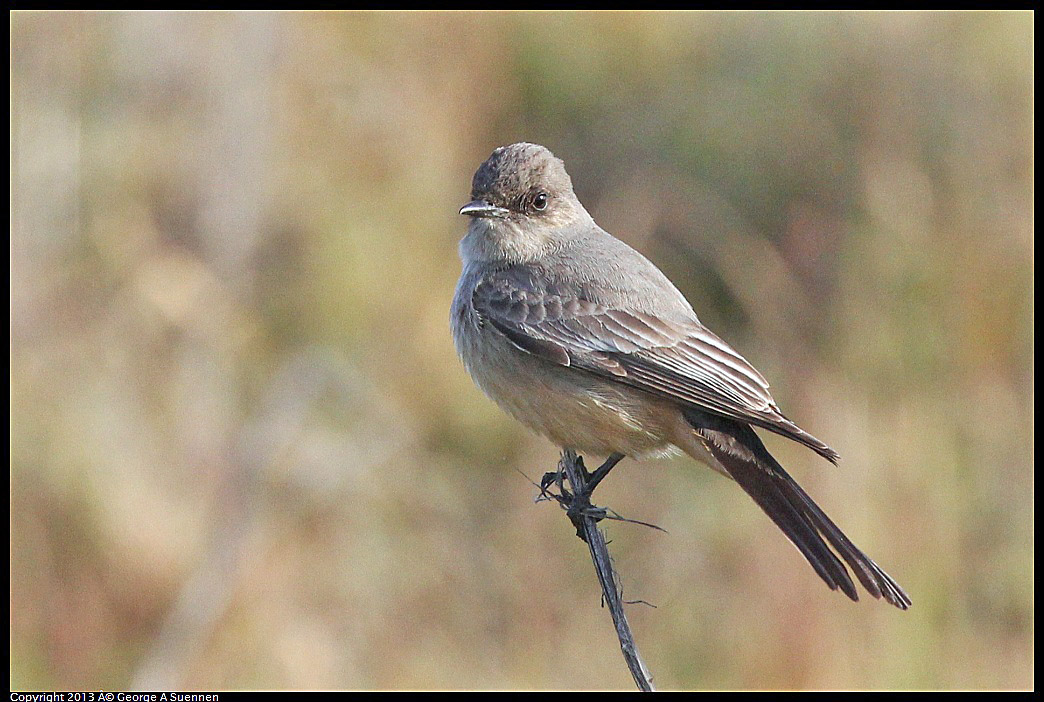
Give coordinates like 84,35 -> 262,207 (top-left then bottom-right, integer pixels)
459,200 -> 509,218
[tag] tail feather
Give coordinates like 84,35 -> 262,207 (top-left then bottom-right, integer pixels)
683,408 -> 911,610
776,474 -> 911,608
724,448 -> 860,601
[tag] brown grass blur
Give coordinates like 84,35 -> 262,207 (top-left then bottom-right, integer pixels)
10,11 -> 1033,691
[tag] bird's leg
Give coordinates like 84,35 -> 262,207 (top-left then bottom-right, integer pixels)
585,452 -> 626,495
541,454 -> 585,495
544,452 -> 625,499
555,452 -> 626,541
543,451 -> 660,542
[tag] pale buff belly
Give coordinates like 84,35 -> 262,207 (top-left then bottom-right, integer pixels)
455,319 -> 683,458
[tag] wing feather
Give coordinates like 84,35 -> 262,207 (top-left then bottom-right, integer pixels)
472,266 -> 839,462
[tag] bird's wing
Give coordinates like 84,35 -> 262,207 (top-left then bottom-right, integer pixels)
472,266 -> 840,463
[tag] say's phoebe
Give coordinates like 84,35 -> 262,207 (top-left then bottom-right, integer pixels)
451,143 -> 910,609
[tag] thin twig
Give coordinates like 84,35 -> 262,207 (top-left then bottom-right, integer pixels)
549,450 -> 656,692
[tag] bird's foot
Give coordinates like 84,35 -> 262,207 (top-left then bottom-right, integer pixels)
536,451 -> 664,542
537,452 -> 625,541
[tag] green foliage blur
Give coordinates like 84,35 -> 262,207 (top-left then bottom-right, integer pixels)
11,11 -> 1032,691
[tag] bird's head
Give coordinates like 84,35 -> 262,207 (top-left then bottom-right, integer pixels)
459,143 -> 591,265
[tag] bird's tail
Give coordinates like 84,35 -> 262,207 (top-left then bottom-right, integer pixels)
679,408 -> 911,610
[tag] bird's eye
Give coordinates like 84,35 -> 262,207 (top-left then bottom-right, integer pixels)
532,192 -> 549,211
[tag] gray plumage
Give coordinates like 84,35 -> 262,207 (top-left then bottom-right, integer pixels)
451,142 -> 909,609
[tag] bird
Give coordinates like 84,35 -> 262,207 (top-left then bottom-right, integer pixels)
451,142 -> 910,610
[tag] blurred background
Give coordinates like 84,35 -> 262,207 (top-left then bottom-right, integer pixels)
10,11 -> 1033,691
